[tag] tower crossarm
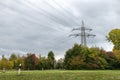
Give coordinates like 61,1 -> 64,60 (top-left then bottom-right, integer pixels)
69,33 -> 81,37
72,27 -> 92,31
69,33 -> 96,37
85,33 -> 96,37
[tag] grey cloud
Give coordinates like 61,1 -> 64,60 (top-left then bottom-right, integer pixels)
0,0 -> 119,59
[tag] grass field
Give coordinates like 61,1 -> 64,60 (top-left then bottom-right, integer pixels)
0,70 -> 120,80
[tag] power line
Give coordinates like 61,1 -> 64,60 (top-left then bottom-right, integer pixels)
52,0 -> 81,26
24,0 -> 74,27
41,0 -> 76,26
69,20 -> 96,46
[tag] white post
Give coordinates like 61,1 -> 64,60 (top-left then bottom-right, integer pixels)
18,64 -> 21,75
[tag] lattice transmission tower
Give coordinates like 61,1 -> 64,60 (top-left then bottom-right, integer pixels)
69,21 -> 96,46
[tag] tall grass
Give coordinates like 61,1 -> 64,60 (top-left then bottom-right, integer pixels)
0,70 -> 120,80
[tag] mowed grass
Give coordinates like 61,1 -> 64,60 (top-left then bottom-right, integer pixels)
0,70 -> 120,80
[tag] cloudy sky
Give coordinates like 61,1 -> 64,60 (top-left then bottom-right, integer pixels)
0,0 -> 120,59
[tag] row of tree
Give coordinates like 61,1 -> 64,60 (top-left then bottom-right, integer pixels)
0,45 -> 120,70
64,44 -> 120,70
0,51 -> 63,70
0,28 -> 120,70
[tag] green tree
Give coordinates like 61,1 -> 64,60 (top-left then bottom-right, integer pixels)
64,44 -> 108,70
64,43 -> 89,69
47,51 -> 55,69
0,59 -> 7,69
69,55 -> 86,69
16,56 -> 25,69
112,50 -> 120,69
0,55 -> 14,70
105,51 -> 116,69
107,29 -> 120,50
36,56 -> 47,70
7,61 -> 14,69
106,29 -> 120,69
0,55 -> 8,69
56,58 -> 64,69
88,47 -> 108,69
9,53 -> 17,61
9,53 -> 17,69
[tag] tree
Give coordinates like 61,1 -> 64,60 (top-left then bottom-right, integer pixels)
106,51 -> 116,68
9,53 -> 17,61
16,56 -> 25,69
106,29 -> 120,69
24,53 -> 38,70
64,43 -> 89,69
7,61 -> 14,69
36,56 -> 47,70
107,29 -> 120,50
47,51 -> 55,69
55,58 -> 64,69
112,50 -> 120,69
88,47 -> 108,69
9,53 -> 17,69
69,55 -> 86,69
0,55 -> 8,69
48,51 -> 55,61
0,59 -> 7,69
64,43 -> 108,70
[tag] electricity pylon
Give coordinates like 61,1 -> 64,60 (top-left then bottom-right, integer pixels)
69,20 -> 96,46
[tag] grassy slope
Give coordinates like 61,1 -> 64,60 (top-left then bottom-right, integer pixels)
0,70 -> 120,80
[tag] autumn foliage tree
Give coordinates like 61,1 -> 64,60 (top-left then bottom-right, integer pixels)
64,43 -> 108,70
24,53 -> 38,70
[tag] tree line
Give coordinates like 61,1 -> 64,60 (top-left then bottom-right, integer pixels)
0,28 -> 120,70
0,51 -> 61,70
64,44 -> 120,70
0,44 -> 120,70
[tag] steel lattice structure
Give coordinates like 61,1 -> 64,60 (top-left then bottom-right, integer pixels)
70,21 -> 96,46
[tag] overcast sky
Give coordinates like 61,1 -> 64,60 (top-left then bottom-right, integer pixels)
0,0 -> 120,59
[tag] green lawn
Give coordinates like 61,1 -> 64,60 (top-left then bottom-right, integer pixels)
0,70 -> 120,80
